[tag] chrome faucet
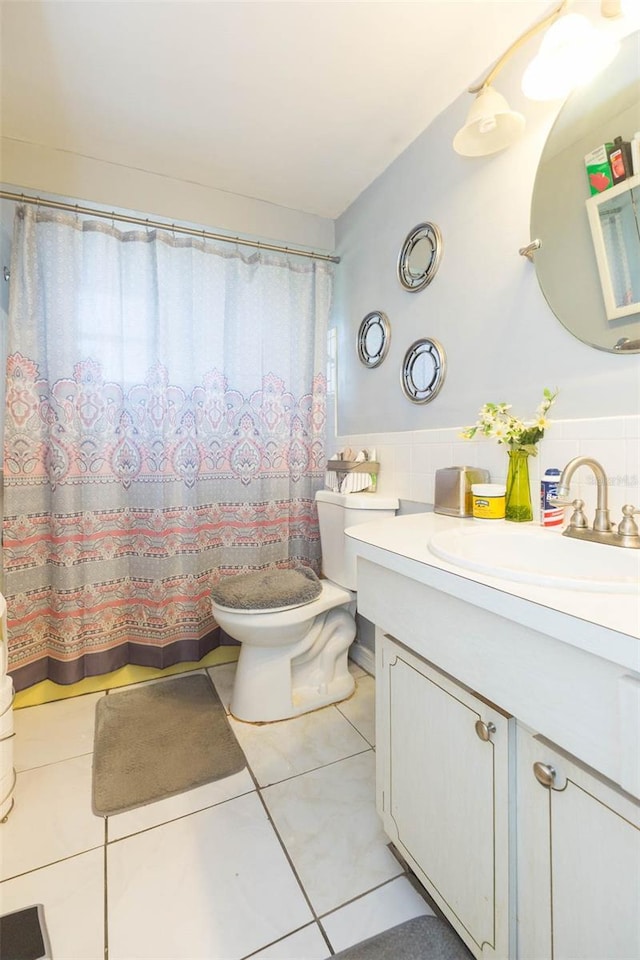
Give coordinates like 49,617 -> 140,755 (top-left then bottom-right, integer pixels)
552,457 -> 640,549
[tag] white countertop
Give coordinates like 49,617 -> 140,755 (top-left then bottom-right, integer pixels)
346,512 -> 640,673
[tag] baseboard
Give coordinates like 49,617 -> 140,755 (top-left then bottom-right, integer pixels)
348,641 -> 375,676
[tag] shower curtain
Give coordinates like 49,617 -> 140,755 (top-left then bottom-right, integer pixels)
4,205 -> 331,690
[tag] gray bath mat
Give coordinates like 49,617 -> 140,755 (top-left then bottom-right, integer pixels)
92,673 -> 246,816
0,904 -> 52,960
333,915 -> 473,960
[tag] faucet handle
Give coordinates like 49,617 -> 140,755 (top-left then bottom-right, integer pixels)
567,498 -> 589,529
548,494 -> 574,508
618,505 -> 640,538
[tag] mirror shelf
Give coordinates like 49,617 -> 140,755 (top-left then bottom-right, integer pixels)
586,174 -> 640,322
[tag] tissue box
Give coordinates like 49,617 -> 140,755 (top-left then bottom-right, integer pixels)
585,144 -> 614,195
434,466 -> 490,517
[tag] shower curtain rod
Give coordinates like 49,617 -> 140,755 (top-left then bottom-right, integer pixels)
0,189 -> 341,264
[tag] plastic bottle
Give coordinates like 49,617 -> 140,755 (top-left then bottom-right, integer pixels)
631,132 -> 640,178
540,468 -> 563,527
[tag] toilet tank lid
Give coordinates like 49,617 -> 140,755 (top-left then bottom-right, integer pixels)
315,490 -> 399,510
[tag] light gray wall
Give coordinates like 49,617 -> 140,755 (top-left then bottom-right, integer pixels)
333,26 -> 640,437
0,140 -> 335,254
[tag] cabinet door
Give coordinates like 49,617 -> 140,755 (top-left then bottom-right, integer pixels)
517,725 -> 640,960
378,634 -> 513,960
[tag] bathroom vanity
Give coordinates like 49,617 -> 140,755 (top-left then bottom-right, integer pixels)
345,512 -> 640,960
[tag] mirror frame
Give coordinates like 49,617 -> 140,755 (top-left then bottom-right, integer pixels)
400,337 -> 447,403
397,222 -> 443,292
357,311 -> 391,368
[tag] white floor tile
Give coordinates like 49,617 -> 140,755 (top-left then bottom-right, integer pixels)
0,848 -> 105,960
321,876 -> 433,952
244,923 -> 330,959
107,791 -> 313,960
208,662 -> 237,713
13,692 -> 104,772
336,674 -> 376,746
229,705 -> 369,787
262,752 -> 403,916
107,767 -> 255,841
1,754 -> 104,880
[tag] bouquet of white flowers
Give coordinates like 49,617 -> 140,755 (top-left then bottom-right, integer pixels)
461,388 -> 558,456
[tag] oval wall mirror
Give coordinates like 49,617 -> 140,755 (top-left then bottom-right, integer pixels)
530,30 -> 640,354
357,311 -> 391,368
397,222 -> 443,292
400,337 -> 446,403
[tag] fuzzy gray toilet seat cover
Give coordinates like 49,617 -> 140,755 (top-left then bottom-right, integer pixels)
211,566 -> 322,611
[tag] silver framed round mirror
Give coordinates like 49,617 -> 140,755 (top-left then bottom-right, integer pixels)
397,222 -> 443,292
357,311 -> 391,368
400,337 -> 446,403
530,30 -> 640,353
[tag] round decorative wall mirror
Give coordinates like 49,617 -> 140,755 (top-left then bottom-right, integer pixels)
400,337 -> 446,403
397,222 -> 443,292
357,311 -> 391,368
530,30 -> 640,354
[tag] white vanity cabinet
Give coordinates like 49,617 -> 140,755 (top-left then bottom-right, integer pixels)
346,512 -> 640,960
516,725 -> 640,960
376,634 -> 513,960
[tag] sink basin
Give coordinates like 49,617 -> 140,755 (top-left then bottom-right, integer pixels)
428,525 -> 640,593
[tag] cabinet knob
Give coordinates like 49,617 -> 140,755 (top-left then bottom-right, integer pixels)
533,762 -> 557,788
475,719 -> 496,742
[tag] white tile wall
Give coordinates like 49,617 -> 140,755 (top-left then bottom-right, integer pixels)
332,416 -> 640,524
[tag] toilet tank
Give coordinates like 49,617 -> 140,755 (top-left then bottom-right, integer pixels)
315,490 -> 398,590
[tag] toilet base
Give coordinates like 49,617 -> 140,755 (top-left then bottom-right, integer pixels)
230,605 -> 356,723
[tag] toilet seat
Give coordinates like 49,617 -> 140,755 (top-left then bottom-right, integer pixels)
214,595 -> 315,615
211,566 -> 322,614
213,580 -> 353,626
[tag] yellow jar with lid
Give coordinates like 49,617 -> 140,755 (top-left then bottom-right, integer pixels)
471,483 -> 506,520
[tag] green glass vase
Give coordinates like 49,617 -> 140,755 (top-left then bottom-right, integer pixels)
505,448 -> 533,522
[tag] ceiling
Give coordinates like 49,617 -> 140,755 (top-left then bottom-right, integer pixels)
1,1 -> 560,219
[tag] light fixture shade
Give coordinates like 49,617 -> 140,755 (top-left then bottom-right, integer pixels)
453,86 -> 525,157
521,13 -> 620,101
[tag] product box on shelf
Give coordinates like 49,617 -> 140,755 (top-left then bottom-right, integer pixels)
584,143 -> 614,195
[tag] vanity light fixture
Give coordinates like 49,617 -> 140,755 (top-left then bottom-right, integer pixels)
521,13 -> 620,101
453,0 -> 622,157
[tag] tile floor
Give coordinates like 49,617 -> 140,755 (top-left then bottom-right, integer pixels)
1,661 -> 435,959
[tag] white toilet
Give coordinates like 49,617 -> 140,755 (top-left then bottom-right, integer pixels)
212,490 -> 398,722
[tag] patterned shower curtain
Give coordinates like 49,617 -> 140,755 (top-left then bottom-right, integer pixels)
4,205 -> 331,690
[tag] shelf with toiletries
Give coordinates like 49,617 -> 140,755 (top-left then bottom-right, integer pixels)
586,173 -> 640,322
325,449 -> 378,494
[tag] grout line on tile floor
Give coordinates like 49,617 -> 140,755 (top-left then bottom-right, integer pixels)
334,707 -> 375,749
1,843 -> 106,884
103,783 -> 258,845
103,817 -> 109,960
250,775 -> 331,942
15,749 -> 94,775
229,744 -> 337,955
254,743 -> 373,790
316,870 -> 414,924
240,921 -> 330,960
